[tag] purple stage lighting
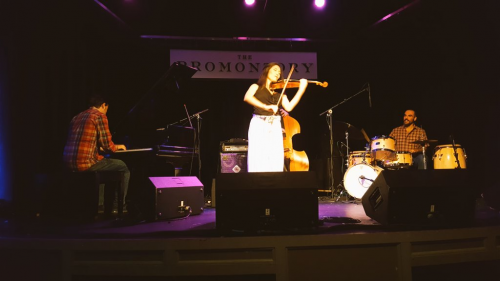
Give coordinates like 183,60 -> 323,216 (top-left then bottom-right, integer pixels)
314,0 -> 325,8
245,0 -> 255,6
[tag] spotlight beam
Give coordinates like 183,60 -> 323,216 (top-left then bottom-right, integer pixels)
93,0 -> 129,27
372,0 -> 421,27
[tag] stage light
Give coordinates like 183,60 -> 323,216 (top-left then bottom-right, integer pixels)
314,0 -> 326,8
245,0 -> 255,6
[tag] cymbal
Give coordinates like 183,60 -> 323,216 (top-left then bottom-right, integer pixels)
410,139 -> 438,145
332,121 -> 365,140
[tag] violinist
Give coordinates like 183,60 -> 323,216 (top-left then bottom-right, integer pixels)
243,62 -> 308,172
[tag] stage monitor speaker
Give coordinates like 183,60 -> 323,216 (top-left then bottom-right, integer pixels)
216,172 -> 319,235
149,177 -> 204,220
361,170 -> 475,226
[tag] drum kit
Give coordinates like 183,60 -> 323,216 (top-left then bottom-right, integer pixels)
333,125 -> 467,201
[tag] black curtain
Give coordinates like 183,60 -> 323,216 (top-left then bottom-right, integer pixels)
2,0 -> 500,219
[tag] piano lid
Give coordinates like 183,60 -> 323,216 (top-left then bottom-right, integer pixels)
126,62 -> 197,118
113,63 -> 198,148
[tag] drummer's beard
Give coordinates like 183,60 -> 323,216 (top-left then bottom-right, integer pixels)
403,119 -> 413,127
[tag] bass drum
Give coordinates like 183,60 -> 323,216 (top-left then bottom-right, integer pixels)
343,164 -> 383,199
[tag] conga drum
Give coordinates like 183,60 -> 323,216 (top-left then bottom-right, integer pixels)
433,144 -> 467,169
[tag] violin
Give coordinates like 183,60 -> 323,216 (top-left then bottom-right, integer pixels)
271,79 -> 328,90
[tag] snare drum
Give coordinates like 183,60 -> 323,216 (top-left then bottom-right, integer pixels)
433,144 -> 467,169
343,164 -> 383,199
371,135 -> 396,161
384,151 -> 413,168
348,151 -> 371,166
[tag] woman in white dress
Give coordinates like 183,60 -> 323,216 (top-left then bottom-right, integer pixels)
243,63 -> 308,172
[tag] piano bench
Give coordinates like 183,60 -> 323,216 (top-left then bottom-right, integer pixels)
96,171 -> 125,217
65,171 -> 125,219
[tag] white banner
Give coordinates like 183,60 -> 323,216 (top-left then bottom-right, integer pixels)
170,49 -> 317,79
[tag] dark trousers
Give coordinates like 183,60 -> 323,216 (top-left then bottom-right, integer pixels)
88,158 -> 130,201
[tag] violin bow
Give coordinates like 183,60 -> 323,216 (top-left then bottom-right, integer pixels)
276,64 -> 295,111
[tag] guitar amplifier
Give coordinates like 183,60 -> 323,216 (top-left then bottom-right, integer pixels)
221,138 -> 248,152
220,153 -> 247,173
221,144 -> 248,152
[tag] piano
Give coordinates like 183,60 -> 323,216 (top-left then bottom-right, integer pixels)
108,63 -> 200,220
110,62 -> 199,174
115,148 -> 153,153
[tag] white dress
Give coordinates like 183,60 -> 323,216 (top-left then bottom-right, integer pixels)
247,114 -> 284,172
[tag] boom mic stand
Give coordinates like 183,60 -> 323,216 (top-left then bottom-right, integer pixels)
319,85 -> 370,199
166,108 -> 209,178
167,108 -> 209,127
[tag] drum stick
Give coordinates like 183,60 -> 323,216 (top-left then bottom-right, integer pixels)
360,128 -> 371,143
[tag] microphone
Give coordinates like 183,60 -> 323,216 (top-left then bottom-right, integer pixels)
367,83 -> 372,108
359,175 -> 374,182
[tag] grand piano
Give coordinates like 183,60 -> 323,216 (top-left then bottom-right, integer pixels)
109,62 -> 200,220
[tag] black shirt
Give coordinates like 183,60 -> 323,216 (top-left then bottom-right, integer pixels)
252,85 -> 286,115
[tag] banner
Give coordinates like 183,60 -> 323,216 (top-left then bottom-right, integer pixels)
170,49 -> 317,79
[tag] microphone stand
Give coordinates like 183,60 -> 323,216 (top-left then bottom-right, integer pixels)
188,109 -> 209,178
319,86 -> 369,200
420,126 -> 428,170
193,112 -> 202,178
326,110 -> 335,198
345,130 -> 350,169
319,87 -> 369,116
450,135 -> 461,169
159,108 -> 209,178
335,130 -> 351,202
166,109 -> 209,127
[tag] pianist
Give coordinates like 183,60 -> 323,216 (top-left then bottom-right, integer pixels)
63,94 -> 130,206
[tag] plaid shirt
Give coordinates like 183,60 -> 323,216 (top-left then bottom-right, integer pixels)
63,108 -> 117,171
389,125 -> 428,153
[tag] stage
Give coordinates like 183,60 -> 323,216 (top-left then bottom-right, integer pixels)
1,196 -> 500,281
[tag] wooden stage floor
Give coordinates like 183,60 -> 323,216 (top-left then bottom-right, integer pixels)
1,196 -> 499,239
1,197 -> 500,281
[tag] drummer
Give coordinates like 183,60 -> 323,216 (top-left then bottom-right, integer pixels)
389,109 -> 428,169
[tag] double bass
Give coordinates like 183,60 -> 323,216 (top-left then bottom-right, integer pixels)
282,115 -> 309,171
273,73 -> 328,171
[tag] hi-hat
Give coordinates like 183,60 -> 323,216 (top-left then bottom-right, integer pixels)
410,139 -> 438,145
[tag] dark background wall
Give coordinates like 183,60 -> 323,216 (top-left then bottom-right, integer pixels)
1,0 -> 499,219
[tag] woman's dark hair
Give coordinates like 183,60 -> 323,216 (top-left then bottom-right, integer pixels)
256,62 -> 282,89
